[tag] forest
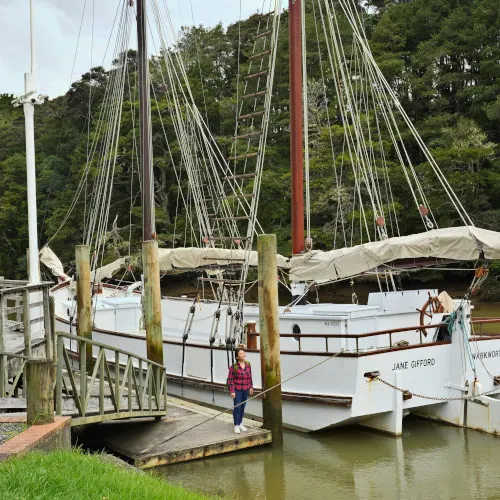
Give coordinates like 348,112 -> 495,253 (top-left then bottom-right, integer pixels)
0,0 -> 498,281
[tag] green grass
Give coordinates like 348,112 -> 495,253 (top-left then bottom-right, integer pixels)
0,449 -> 216,500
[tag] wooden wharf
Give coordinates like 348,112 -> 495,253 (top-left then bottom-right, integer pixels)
0,279 -> 272,466
77,396 -> 272,469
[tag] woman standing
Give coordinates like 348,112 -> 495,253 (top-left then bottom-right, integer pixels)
227,348 -> 254,433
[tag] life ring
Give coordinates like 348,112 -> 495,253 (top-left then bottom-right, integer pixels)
417,294 -> 444,337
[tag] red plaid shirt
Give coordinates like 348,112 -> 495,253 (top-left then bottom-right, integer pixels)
227,361 -> 253,392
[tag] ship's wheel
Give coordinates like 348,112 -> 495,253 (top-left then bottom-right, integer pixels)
418,294 -> 444,337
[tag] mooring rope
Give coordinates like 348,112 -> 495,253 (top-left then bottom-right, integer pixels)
161,348 -> 346,444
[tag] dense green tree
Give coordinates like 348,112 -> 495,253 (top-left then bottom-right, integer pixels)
0,1 -> 498,278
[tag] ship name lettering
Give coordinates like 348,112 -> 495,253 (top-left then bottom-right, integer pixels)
471,350 -> 500,360
392,358 -> 435,370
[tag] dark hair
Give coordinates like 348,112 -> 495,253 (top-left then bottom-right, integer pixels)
234,348 -> 245,358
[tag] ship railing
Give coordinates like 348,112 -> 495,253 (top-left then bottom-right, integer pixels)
248,322 -> 449,354
470,317 -> 500,338
247,317 -> 500,354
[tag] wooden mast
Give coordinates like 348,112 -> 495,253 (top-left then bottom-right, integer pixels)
289,0 -> 305,255
136,0 -> 163,365
137,0 -> 154,241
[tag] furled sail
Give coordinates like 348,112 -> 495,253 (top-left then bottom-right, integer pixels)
290,227 -> 500,281
40,246 -> 70,281
157,248 -> 289,272
40,246 -> 290,283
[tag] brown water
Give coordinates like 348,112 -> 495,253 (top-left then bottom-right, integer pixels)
155,286 -> 500,499
155,418 -> 500,499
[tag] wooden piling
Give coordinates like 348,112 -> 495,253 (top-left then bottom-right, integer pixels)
142,240 -> 164,365
26,359 -> 55,425
257,234 -> 283,445
75,245 -> 92,373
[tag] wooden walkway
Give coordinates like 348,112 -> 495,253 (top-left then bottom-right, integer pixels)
79,396 -> 272,469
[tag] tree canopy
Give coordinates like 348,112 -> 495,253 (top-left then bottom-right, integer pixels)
0,0 -> 498,278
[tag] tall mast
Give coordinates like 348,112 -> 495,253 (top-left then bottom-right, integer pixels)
137,0 -> 155,241
135,0 -> 163,366
13,0 -> 46,284
289,0 -> 305,255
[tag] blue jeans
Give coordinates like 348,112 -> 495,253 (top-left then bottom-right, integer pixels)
233,389 -> 249,425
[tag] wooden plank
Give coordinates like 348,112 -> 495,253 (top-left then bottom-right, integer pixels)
7,359 -> 26,398
245,70 -> 267,80
87,401 -> 271,469
71,410 -> 166,427
227,152 -> 258,161
0,397 -> 27,411
136,430 -> 272,469
22,289 -> 31,358
223,173 -> 256,180
237,111 -> 264,120
253,30 -> 272,39
211,216 -> 250,221
233,132 -> 261,140
248,50 -> 271,60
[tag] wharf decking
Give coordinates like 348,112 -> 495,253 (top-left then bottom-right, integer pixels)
80,396 -> 272,469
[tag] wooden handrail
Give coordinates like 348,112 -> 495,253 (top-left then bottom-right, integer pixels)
247,322 -> 448,340
55,331 -> 166,370
55,333 -> 167,425
471,318 -> 500,324
0,282 -> 52,296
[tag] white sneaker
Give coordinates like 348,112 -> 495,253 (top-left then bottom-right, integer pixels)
234,425 -> 241,434
239,424 -> 248,432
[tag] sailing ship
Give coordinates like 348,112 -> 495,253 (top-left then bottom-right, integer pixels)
38,0 -> 500,434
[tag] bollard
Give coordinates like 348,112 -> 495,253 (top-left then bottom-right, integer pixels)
257,234 -> 283,445
75,245 -> 93,374
26,359 -> 55,425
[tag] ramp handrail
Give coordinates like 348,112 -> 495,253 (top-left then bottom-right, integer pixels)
0,351 -> 29,398
55,332 -> 167,426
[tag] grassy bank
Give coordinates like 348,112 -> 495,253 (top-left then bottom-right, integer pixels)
0,449 -> 215,500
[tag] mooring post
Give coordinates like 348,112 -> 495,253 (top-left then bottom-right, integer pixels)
26,358 -> 55,425
142,240 -> 164,366
75,244 -> 92,374
258,234 -> 283,445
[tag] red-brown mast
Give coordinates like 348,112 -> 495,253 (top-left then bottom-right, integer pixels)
289,0 -> 305,255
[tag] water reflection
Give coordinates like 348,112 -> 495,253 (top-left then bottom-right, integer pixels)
154,418 -> 500,499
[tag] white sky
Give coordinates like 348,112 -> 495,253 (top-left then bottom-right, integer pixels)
0,0 -> 285,98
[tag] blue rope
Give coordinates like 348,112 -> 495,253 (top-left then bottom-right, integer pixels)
447,306 -> 477,375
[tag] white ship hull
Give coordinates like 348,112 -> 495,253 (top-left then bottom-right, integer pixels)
51,282 -> 500,434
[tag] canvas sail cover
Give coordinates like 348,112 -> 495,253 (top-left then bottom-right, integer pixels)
91,257 -> 128,282
290,226 -> 500,281
40,246 -> 290,282
40,245 -> 69,280
157,247 -> 290,272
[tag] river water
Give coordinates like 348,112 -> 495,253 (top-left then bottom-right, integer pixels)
155,417 -> 500,499
154,294 -> 500,499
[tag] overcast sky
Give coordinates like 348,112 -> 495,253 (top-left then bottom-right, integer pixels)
0,0 -> 284,98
